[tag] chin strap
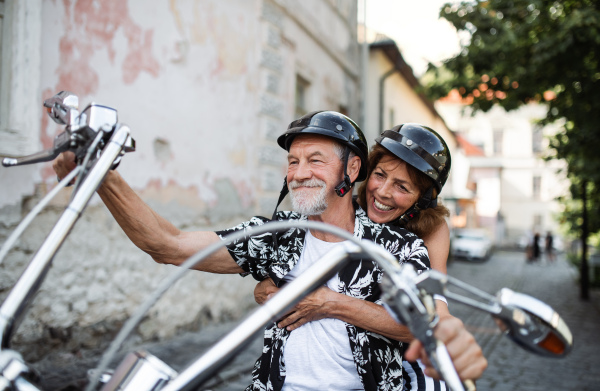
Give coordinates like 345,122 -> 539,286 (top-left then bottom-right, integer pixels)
334,147 -> 353,197
272,177 -> 289,221
271,177 -> 289,260
394,186 -> 437,227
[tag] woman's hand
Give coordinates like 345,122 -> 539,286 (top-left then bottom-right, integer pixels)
276,286 -> 335,331
254,278 -> 279,305
255,279 -> 334,331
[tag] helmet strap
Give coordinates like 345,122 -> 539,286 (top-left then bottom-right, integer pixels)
335,147 -> 352,197
272,177 -> 289,221
271,177 -> 290,260
394,186 -> 437,227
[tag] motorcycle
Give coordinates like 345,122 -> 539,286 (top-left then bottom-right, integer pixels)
0,93 -> 573,391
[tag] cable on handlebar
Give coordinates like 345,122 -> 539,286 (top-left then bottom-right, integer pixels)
86,220 -> 380,391
0,166 -> 83,266
70,130 -> 106,200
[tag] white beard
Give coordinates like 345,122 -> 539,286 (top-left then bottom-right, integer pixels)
289,178 -> 328,216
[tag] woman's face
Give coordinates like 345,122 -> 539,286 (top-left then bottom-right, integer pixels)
365,155 -> 420,224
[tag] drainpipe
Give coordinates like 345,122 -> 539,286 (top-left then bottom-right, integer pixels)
379,66 -> 397,132
359,0 -> 368,129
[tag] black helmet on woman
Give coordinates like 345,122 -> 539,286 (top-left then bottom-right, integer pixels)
375,123 -> 451,225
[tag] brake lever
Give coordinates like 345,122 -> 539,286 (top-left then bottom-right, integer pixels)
2,93 -> 126,169
2,131 -> 72,167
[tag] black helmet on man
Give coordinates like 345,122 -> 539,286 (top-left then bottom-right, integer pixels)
277,111 -> 369,182
271,111 -> 367,250
375,123 -> 451,193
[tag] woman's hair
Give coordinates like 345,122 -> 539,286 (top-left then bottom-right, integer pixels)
357,144 -> 450,239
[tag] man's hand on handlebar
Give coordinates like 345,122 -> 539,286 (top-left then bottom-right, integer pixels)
53,151 -> 78,182
405,316 -> 488,382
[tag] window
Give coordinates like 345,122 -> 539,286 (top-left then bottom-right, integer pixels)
0,0 -> 13,155
532,175 -> 541,200
294,75 -> 310,118
532,125 -> 543,153
0,0 -> 6,131
493,129 -> 503,155
0,0 -> 42,157
0,1 -> 4,54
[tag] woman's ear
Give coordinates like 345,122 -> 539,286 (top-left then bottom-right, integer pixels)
348,155 -> 361,183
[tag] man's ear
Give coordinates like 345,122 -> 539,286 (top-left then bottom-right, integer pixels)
347,155 -> 361,183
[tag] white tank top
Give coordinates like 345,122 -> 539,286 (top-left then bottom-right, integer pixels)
281,230 -> 364,391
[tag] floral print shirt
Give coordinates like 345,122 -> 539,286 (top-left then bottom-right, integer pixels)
215,203 -> 430,391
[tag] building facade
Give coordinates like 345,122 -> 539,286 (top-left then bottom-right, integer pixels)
365,35 -> 475,231
436,94 -> 568,247
0,0 -> 360,358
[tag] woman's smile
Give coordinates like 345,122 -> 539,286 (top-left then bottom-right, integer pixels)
373,198 -> 394,212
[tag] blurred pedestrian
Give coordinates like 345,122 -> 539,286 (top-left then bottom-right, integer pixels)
545,231 -> 556,263
532,233 -> 541,263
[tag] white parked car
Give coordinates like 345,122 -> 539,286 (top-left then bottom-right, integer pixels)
451,229 -> 493,262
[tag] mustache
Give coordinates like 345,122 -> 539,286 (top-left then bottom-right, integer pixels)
289,178 -> 327,190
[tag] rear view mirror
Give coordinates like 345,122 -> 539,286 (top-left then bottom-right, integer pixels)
494,288 -> 573,357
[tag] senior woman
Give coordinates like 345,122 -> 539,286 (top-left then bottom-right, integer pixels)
356,123 -> 455,389
358,123 -> 452,308
255,123 -> 485,390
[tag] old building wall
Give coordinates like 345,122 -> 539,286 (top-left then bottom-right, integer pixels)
364,45 -> 461,215
0,0 -> 359,360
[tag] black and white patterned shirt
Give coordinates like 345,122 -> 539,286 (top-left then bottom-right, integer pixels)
215,203 -> 430,391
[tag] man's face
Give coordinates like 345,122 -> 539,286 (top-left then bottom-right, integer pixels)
286,135 -> 344,216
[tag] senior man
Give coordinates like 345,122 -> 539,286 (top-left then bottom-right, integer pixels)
54,111 -> 485,391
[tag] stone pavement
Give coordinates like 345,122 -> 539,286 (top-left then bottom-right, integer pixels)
31,250 -> 600,390
445,251 -> 600,391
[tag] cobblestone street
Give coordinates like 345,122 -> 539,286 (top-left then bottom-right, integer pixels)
446,251 -> 600,391
32,250 -> 600,390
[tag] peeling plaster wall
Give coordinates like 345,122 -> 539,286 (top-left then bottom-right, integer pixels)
0,0 -> 360,360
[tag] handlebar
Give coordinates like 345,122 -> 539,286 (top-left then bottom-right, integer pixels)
92,220 -> 572,391
2,91 -> 133,169
0,92 -> 135,391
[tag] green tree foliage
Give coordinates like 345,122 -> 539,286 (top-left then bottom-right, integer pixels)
423,0 -> 600,298
424,0 -> 600,232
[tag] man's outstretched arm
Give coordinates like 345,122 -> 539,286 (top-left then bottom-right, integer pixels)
54,152 -> 242,273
